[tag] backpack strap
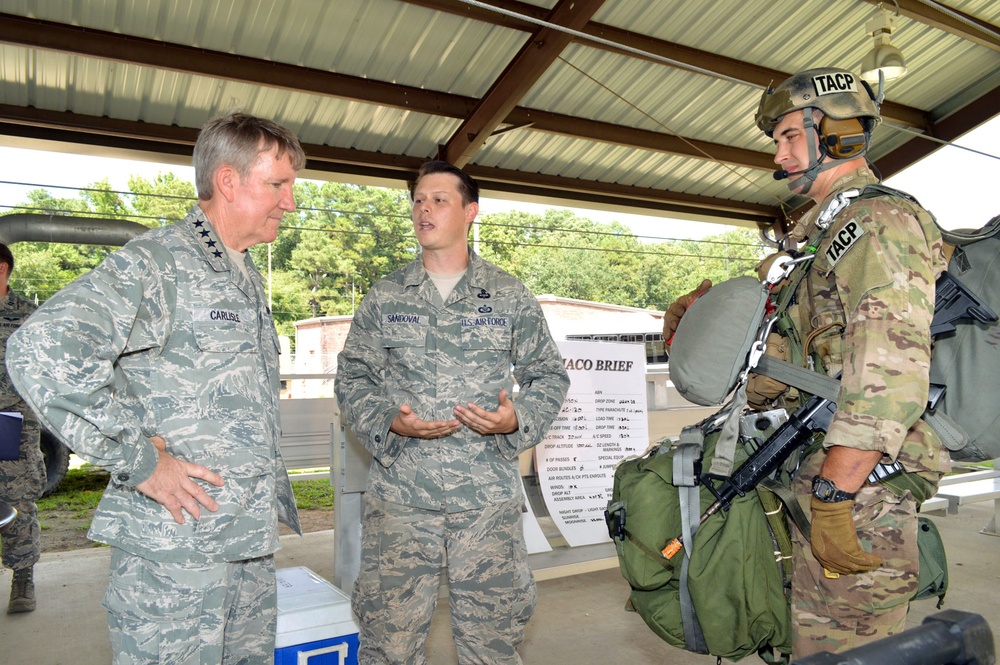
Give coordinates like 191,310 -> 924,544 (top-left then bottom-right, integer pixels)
673,425 -> 709,654
754,355 -> 841,402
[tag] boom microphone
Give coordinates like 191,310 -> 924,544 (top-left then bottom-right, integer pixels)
773,169 -> 789,180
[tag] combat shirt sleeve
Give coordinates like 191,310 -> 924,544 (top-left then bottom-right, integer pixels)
5,242 -> 173,487
497,282 -> 570,460
334,284 -> 404,465
821,198 -> 941,459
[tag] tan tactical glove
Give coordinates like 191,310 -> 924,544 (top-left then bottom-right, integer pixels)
662,279 -> 712,349
809,497 -> 883,575
746,331 -> 791,410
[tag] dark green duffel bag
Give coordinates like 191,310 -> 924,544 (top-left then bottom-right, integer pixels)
606,427 -> 792,663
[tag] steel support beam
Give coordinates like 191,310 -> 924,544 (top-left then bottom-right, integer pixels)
440,0 -> 606,166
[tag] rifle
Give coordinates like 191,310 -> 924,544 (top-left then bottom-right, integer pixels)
660,270 -> 997,560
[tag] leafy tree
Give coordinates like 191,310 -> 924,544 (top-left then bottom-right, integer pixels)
127,173 -> 196,227
266,269 -> 314,337
287,182 -> 414,316
2,173 -> 769,325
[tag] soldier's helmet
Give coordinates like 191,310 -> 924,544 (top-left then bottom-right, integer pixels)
755,67 -> 881,137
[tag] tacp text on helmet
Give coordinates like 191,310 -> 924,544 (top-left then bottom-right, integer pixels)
756,67 -> 881,159
755,67 -> 881,194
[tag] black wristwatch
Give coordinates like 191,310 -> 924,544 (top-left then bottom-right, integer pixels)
811,476 -> 857,503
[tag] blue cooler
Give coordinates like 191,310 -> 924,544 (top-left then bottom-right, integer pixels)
275,567 -> 360,665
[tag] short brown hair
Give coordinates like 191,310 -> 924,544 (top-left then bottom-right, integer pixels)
0,243 -> 14,274
410,160 -> 480,206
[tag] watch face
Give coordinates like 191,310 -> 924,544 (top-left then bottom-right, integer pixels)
812,476 -> 854,502
812,476 -> 835,500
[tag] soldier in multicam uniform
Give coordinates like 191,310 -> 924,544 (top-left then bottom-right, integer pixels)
6,112 -> 303,664
0,243 -> 43,613
335,160 -> 570,665
664,68 -> 949,658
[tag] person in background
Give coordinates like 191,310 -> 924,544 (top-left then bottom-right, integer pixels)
664,67 -> 948,657
0,242 -> 42,613
335,160 -> 570,664
6,111 -> 303,664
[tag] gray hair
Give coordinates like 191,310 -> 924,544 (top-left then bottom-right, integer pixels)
193,111 -> 306,200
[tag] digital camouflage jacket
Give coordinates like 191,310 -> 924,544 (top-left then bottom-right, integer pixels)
335,249 -> 570,512
6,207 -> 300,562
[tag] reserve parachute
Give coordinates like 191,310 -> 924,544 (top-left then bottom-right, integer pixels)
925,212 -> 1000,462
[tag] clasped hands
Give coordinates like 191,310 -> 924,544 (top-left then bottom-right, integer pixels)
390,389 -> 518,439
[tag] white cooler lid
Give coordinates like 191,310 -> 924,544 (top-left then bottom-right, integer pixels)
275,567 -> 359,648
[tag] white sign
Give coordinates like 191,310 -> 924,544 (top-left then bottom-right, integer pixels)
535,340 -> 647,547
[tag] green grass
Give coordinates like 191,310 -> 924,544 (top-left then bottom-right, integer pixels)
37,464 -> 334,514
289,479 -> 335,510
36,465 -> 110,512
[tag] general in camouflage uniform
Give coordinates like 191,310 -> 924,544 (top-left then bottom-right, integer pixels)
6,112 -> 304,664
664,68 -> 949,659
0,242 -> 43,614
336,160 -> 570,665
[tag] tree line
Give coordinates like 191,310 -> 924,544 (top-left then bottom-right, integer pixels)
2,173 -> 769,338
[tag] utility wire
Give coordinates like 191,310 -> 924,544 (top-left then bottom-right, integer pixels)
1,204 -> 764,262
1,194 -> 763,248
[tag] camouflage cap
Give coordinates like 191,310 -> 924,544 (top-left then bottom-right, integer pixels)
755,67 -> 881,136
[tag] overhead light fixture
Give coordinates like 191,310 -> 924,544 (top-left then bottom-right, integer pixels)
860,6 -> 907,85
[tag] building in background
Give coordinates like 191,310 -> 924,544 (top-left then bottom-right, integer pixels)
289,296 -> 711,425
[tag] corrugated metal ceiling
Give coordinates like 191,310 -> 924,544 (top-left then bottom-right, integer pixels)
0,0 -> 998,230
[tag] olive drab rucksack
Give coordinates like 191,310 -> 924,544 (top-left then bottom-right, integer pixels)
605,414 -> 793,664
925,212 -> 1000,463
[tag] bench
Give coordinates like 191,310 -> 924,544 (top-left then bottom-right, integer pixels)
919,496 -> 949,514
938,468 -> 1000,486
933,475 -> 1000,536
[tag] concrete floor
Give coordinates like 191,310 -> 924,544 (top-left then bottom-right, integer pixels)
2,503 -> 997,664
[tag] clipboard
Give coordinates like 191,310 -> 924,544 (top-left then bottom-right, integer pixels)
0,412 -> 24,461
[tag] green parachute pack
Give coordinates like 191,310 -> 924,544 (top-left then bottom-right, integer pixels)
605,415 -> 794,664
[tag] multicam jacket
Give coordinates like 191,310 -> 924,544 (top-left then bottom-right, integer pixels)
6,206 -> 300,563
788,166 -> 950,479
335,249 -> 570,512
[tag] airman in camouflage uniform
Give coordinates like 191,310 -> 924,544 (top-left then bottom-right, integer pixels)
6,112 -> 303,664
665,68 -> 949,659
336,160 -> 569,664
0,242 -> 43,614
761,69 -> 948,657
781,166 -> 948,655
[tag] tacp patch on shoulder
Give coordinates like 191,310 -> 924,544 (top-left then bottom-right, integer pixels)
824,218 -> 866,268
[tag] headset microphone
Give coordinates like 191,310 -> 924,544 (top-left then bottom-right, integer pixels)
773,169 -> 789,180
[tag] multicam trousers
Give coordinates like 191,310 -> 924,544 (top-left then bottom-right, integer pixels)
790,450 -> 920,658
354,494 -> 536,665
103,548 -> 277,665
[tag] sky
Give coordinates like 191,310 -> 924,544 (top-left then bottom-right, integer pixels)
0,115 -> 998,242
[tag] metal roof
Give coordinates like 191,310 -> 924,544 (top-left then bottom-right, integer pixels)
1,0 -> 998,232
